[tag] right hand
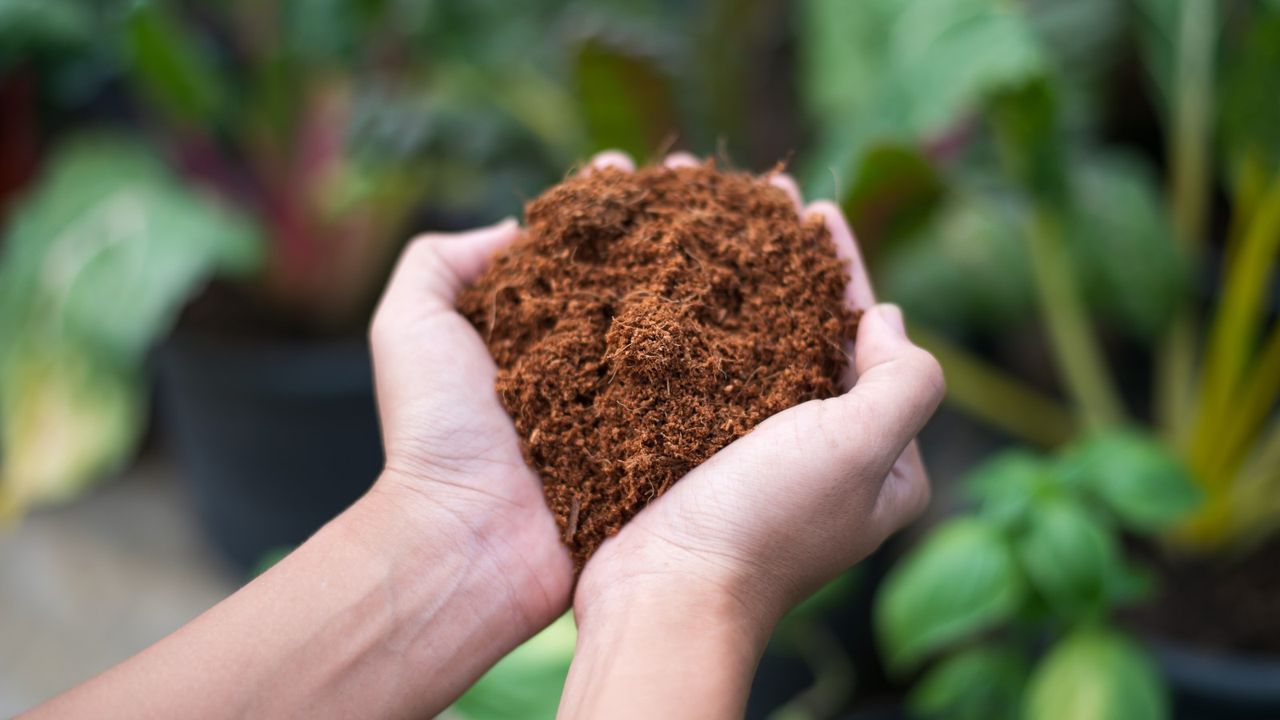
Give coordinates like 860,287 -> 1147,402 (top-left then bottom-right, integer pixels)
575,152 -> 945,632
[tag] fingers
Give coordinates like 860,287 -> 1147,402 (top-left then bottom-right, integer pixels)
870,442 -> 932,538
375,218 -> 520,321
841,304 -> 945,453
767,172 -> 804,214
663,152 -> 700,169
806,200 -> 875,313
585,150 -> 635,173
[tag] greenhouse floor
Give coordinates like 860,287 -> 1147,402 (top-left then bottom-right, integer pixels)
0,456 -> 238,715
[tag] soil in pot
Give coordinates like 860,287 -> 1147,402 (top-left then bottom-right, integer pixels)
458,160 -> 857,567
1131,537 -> 1280,654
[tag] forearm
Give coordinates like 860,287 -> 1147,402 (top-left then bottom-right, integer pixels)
29,478 -> 557,719
559,579 -> 774,720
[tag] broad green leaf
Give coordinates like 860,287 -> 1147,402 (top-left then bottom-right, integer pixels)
573,38 -> 679,161
879,188 -> 1035,332
797,0 -> 1045,195
1068,154 -> 1185,339
450,613 -> 576,720
1026,0 -> 1125,130
1221,8 -> 1280,175
0,335 -> 141,516
282,0 -> 363,62
1056,430 -> 1201,531
841,143 -> 945,245
0,135 -> 262,364
797,0 -> 893,139
123,2 -> 230,127
965,449 -> 1058,529
909,645 -> 1026,720
0,135 -> 261,514
875,518 -> 1025,671
890,0 -> 1045,137
1129,0 -> 1179,111
1017,497 -> 1119,618
1024,628 -> 1168,720
0,0 -> 91,63
988,79 -> 1067,204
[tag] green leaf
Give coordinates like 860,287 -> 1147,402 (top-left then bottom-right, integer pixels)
1130,0 -> 1179,112
1221,7 -> 1280,174
0,0 -> 91,63
909,645 -> 1026,720
965,449 -> 1058,529
1024,628 -> 1168,720
1018,497 -> 1120,618
841,143 -> 946,245
573,38 -> 679,161
875,518 -> 1026,671
880,188 -> 1036,333
0,135 -> 261,364
1056,430 -> 1202,531
123,1 -> 230,127
797,0 -> 1045,195
450,613 -> 576,720
0,334 -> 141,516
796,0 -> 893,138
989,79 -> 1067,204
1068,154 -> 1185,339
0,135 -> 261,514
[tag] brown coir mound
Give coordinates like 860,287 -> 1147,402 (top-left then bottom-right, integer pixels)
458,160 -> 856,567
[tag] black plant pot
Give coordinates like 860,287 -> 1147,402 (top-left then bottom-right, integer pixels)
155,332 -> 384,573
1152,639 -> 1280,720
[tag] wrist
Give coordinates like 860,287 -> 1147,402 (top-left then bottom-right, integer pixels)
348,472 -> 573,632
564,566 -> 772,719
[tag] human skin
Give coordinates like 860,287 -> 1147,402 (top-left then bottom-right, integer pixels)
25,218 -> 574,719
26,151 -> 941,719
557,152 -> 943,719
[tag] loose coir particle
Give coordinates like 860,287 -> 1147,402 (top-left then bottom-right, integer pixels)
458,160 -> 857,568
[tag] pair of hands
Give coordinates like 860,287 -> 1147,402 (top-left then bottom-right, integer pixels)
28,151 -> 941,720
368,150 -> 943,708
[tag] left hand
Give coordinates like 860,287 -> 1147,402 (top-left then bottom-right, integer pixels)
367,218 -> 574,632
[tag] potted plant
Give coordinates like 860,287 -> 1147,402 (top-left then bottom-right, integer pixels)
0,0 -> 588,569
826,0 -> 1280,714
873,432 -> 1200,719
0,0 -> 761,570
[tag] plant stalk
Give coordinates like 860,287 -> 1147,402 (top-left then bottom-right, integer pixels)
911,325 -> 1078,448
1025,208 -> 1126,430
1188,175 -> 1280,495
1155,0 -> 1216,439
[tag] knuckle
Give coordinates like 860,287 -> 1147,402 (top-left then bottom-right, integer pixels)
906,347 -> 946,404
906,470 -> 932,521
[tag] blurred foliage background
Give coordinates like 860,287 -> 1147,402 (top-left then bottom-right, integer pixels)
2,0 -> 1279,718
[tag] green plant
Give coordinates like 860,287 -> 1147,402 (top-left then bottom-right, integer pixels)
0,0 -> 704,513
875,431 -> 1200,719
798,0 -> 1280,550
0,137 -> 259,515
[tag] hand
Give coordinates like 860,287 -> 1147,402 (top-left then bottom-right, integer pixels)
561,151 -> 943,719
33,220 -> 578,720
367,218 -> 573,634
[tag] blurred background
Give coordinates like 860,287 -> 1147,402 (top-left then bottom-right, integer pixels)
1,0 -> 1278,717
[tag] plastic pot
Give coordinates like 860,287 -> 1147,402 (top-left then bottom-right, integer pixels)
155,331 -> 383,573
1151,638 -> 1280,719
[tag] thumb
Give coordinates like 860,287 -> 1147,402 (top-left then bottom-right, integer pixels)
837,304 -> 945,456
379,218 -> 520,317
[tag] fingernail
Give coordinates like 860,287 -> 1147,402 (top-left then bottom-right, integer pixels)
876,304 -> 906,336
